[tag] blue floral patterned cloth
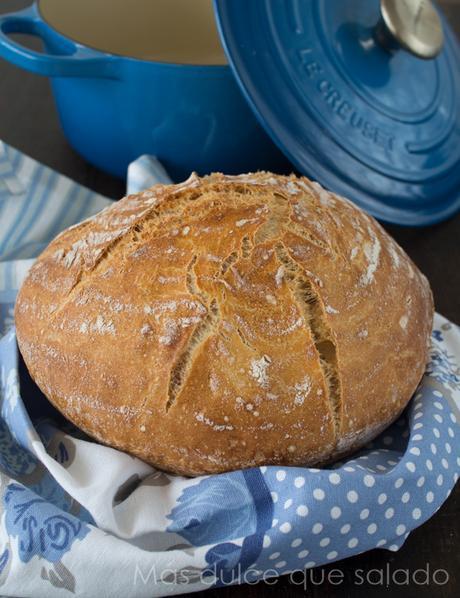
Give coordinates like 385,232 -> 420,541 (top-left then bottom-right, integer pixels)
0,141 -> 459,597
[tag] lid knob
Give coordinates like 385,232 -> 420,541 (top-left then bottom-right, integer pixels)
375,0 -> 444,59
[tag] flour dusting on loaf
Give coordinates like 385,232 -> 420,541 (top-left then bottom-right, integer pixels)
15,172 -> 433,475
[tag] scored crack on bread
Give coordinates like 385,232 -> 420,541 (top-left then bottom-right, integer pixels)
15,172 -> 434,476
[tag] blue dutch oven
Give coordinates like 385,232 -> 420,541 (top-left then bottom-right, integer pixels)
0,1 -> 289,182
0,0 -> 460,226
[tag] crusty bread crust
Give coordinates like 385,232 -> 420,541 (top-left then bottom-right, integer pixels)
15,172 -> 433,476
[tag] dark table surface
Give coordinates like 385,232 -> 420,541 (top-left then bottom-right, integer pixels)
0,1 -> 459,596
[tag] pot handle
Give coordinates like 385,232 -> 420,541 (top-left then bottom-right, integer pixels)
0,5 -> 119,78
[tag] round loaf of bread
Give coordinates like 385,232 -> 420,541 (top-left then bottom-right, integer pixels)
15,173 -> 433,476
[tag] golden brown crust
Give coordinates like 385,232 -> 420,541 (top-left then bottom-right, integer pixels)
15,172 -> 434,476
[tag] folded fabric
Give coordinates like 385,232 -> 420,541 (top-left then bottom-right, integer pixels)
0,141 -> 111,262
0,141 -> 458,597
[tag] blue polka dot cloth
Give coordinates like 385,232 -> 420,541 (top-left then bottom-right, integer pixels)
0,142 -> 458,596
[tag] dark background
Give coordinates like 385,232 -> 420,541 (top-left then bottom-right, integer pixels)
0,1 -> 459,596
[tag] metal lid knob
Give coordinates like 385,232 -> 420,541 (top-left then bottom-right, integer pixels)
375,0 -> 444,59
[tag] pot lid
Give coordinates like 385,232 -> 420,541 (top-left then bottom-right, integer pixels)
213,0 -> 460,225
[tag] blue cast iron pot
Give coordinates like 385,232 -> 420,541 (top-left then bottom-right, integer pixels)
0,3 -> 289,181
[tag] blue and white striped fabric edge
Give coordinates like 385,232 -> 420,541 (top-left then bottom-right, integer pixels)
0,140 -> 112,262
